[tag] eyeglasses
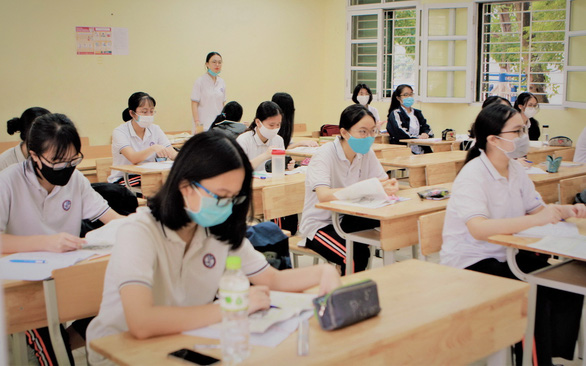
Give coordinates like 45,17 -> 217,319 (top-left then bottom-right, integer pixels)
40,153 -> 84,171
351,128 -> 379,138
192,182 -> 247,207
500,125 -> 528,137
400,93 -> 414,98
135,110 -> 157,116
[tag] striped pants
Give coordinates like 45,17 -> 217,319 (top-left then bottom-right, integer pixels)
305,215 -> 379,275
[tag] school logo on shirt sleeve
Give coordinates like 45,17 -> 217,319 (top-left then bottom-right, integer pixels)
203,253 -> 216,268
149,142 -> 155,146
62,200 -> 72,211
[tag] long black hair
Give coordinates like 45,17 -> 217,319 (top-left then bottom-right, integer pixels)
122,92 -> 156,122
7,107 -> 50,142
388,84 -> 413,115
245,101 -> 282,135
351,84 -> 373,105
148,131 -> 253,249
513,92 -> 538,112
272,92 -> 295,148
339,104 -> 375,140
27,113 -> 81,162
465,104 -> 518,165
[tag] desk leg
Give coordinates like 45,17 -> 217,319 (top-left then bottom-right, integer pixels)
522,284 -> 538,366
382,251 -> 395,265
346,239 -> 355,276
10,332 -> 28,365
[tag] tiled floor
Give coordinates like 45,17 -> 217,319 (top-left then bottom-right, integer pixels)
10,246 -> 582,366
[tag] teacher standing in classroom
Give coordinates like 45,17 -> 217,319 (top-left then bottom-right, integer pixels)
190,52 -> 226,133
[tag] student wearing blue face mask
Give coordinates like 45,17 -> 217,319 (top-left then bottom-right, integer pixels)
299,104 -> 399,275
386,84 -> 433,154
86,132 -> 341,365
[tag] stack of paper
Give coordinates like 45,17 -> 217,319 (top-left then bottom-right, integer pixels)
139,161 -> 173,170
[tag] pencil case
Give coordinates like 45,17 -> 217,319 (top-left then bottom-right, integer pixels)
312,279 -> 381,331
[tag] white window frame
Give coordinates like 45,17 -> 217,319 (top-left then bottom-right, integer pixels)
346,1 -> 420,101
563,0 -> 586,108
420,3 -> 475,103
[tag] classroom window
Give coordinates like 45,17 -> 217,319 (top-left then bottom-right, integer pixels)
347,3 -> 418,100
478,0 -> 567,105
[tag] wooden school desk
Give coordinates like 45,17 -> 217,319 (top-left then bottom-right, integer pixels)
90,260 -> 529,366
110,163 -> 171,197
488,218 -> 586,366
315,183 -> 452,274
399,138 -> 458,152
526,145 -> 571,164
4,256 -> 109,365
251,173 -> 306,217
380,151 -> 467,187
529,163 -> 586,203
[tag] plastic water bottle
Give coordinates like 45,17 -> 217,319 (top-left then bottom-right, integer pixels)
543,124 -> 550,146
219,256 -> 250,364
271,149 -> 286,179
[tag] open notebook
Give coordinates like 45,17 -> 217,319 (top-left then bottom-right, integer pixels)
332,178 -> 408,208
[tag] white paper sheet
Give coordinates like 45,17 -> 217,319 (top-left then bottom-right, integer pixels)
331,178 -> 407,208
528,236 -> 586,260
139,161 -> 173,170
183,292 -> 316,348
515,222 -> 582,238
0,250 -> 97,280
525,166 -> 548,175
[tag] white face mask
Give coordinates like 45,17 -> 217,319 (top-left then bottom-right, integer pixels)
257,121 -> 279,140
135,114 -> 154,128
495,133 -> 530,159
357,95 -> 370,106
524,107 -> 538,119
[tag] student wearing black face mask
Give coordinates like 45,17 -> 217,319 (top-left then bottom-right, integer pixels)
0,113 -> 123,365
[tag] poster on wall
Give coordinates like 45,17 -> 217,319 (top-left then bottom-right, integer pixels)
76,26 -> 128,55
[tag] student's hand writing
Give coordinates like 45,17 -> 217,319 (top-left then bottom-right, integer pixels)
534,205 -> 564,226
164,146 -> 178,160
380,177 -> 399,195
286,159 -> 296,171
419,133 -> 429,139
248,285 -> 270,315
151,144 -> 166,155
318,265 -> 342,296
46,233 -> 85,252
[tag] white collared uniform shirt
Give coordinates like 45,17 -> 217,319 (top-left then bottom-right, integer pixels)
86,208 -> 268,365
298,137 -> 387,241
0,143 -> 26,171
191,73 -> 226,131
108,121 -> 172,183
0,160 -> 110,237
236,130 -> 285,172
440,150 -> 544,269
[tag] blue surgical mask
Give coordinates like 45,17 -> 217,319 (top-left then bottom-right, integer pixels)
185,189 -> 233,227
402,97 -> 415,108
208,69 -> 221,77
347,136 -> 375,155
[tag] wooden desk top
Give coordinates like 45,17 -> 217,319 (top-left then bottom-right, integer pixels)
380,150 -> 467,168
315,183 -> 452,221
110,162 -> 172,175
400,138 -> 455,146
528,164 -> 586,184
90,260 -> 528,366
528,145 -> 571,153
251,173 -> 306,191
488,218 -> 586,261
77,158 -> 96,171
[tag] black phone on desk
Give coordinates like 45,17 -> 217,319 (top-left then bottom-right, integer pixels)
167,348 -> 220,365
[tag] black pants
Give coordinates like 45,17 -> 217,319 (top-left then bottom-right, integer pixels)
467,251 -> 583,366
272,214 -> 299,236
305,215 -> 379,275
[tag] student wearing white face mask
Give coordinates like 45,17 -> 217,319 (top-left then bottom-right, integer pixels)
109,92 -> 177,186
440,104 -> 586,365
514,92 -> 542,141
236,101 -> 295,172
352,84 -> 380,124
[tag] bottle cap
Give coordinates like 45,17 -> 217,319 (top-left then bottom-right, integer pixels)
271,149 -> 286,155
226,256 -> 241,270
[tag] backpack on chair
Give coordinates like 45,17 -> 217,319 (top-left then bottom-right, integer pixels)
320,124 -> 340,136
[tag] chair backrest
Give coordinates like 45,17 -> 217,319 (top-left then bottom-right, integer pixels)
95,157 -> 113,183
381,147 -> 412,160
554,148 -> 576,162
82,144 -> 112,159
0,141 -> 19,153
425,162 -> 458,185
294,123 -> 307,132
559,176 -> 586,204
261,180 -> 305,220
418,210 -> 446,258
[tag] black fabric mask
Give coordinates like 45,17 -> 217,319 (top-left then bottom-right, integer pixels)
35,160 -> 75,186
